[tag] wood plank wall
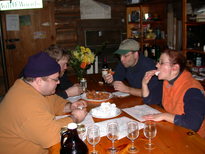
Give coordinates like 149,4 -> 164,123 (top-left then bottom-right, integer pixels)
54,0 -> 80,49
54,0 -> 126,50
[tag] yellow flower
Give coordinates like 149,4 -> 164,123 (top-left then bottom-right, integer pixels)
73,50 -> 80,59
69,45 -> 95,69
80,46 -> 86,53
85,47 -> 91,53
69,45 -> 95,80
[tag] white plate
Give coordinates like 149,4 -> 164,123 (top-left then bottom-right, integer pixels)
90,108 -> 121,119
66,95 -> 81,103
81,91 -> 113,102
112,92 -> 130,97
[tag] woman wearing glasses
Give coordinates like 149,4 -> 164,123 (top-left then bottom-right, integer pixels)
45,45 -> 83,99
142,50 -> 205,138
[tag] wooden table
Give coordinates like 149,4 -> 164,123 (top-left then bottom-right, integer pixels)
49,74 -> 205,154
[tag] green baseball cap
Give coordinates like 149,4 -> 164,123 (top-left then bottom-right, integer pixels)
114,39 -> 140,55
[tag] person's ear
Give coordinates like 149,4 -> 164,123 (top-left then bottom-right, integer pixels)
134,51 -> 139,58
172,64 -> 180,71
35,77 -> 44,86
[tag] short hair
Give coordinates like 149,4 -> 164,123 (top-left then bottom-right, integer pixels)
45,45 -> 69,62
23,77 -> 35,82
23,76 -> 49,82
162,50 -> 186,72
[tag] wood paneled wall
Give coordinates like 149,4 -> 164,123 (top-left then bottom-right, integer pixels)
54,0 -> 126,50
54,0 -> 80,49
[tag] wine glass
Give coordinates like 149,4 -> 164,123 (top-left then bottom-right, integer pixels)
77,124 -> 86,141
127,121 -> 139,153
86,125 -> 101,154
143,121 -> 157,150
107,122 -> 119,153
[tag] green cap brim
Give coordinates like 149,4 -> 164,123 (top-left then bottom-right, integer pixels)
114,49 -> 130,55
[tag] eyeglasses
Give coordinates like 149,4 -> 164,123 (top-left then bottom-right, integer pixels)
157,60 -> 172,65
47,77 -> 59,82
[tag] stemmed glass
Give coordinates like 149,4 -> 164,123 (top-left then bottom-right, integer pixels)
143,121 -> 157,150
107,122 -> 119,153
127,121 -> 139,153
77,124 -> 86,141
86,125 -> 101,154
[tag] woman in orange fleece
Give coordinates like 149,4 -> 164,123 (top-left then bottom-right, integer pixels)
142,50 -> 205,138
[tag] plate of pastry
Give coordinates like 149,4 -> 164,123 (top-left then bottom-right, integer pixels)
81,91 -> 113,102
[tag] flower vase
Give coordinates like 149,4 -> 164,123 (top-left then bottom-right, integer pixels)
75,68 -> 86,81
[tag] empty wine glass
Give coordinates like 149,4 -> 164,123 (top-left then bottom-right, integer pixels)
143,121 -> 157,150
87,125 -> 101,154
127,121 -> 139,153
77,124 -> 86,141
107,122 -> 118,153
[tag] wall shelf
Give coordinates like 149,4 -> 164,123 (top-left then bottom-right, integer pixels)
126,3 -> 167,52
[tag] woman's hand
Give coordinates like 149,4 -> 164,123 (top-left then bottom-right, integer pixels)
142,70 -> 157,86
142,113 -> 175,123
66,85 -> 83,97
142,70 -> 158,97
143,113 -> 165,121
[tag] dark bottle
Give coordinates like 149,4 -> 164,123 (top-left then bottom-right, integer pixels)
147,44 -> 155,59
143,44 -> 149,57
192,52 -> 197,66
150,44 -> 156,60
155,45 -> 161,62
102,56 -> 109,70
155,27 -> 161,39
102,57 -> 109,77
60,123 -> 88,154
196,53 -> 202,67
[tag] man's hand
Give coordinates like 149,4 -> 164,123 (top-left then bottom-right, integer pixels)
71,100 -> 87,110
103,73 -> 113,84
113,81 -> 130,93
71,108 -> 87,123
69,100 -> 88,123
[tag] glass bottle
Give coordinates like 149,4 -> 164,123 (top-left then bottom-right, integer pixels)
60,123 -> 88,154
151,44 -> 156,59
102,57 -> 109,76
147,44 -> 155,59
143,44 -> 149,57
196,54 -> 202,67
155,45 -> 161,62
80,78 -> 87,93
102,57 -> 109,69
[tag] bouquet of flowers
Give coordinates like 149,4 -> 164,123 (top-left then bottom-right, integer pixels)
69,46 -> 95,80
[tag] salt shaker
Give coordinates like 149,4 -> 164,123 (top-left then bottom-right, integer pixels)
80,78 -> 87,93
